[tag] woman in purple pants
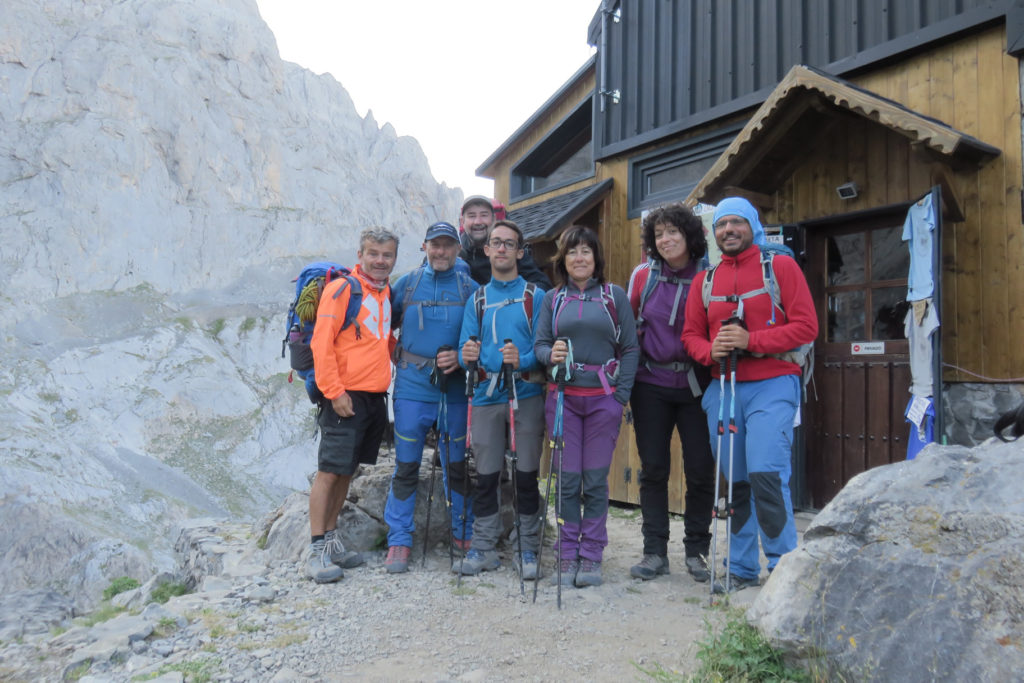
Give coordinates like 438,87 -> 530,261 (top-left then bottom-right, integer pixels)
534,226 -> 639,587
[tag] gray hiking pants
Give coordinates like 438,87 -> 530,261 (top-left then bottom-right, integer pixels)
468,395 -> 544,552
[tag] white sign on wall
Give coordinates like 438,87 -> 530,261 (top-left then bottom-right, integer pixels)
851,341 -> 885,355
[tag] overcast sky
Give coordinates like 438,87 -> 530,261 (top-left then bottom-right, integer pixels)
254,0 -> 600,199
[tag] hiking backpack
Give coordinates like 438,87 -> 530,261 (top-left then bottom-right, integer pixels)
282,261 -> 363,402
700,242 -> 815,394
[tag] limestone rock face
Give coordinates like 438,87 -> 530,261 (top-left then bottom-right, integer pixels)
748,439 -> 1024,682
0,0 -> 460,609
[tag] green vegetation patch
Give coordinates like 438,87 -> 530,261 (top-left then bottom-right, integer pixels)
103,576 -> 140,601
149,580 -> 188,604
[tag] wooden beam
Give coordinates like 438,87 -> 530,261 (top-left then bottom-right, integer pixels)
719,186 -> 777,213
930,164 -> 965,223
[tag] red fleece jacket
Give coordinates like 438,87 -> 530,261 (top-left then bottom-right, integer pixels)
681,246 -> 818,382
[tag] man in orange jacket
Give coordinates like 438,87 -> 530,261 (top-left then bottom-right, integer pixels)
306,227 -> 399,583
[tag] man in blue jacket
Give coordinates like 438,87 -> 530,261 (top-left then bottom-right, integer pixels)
383,221 -> 478,573
455,220 -> 547,579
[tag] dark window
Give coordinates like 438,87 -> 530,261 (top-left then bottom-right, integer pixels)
627,121 -> 745,217
825,224 -> 910,343
511,98 -> 594,200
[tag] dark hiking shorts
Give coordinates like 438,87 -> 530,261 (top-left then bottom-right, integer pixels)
317,391 -> 388,476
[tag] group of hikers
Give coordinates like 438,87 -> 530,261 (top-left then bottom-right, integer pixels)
302,193 -> 818,596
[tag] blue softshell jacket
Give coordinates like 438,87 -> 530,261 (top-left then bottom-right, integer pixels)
458,276 -> 546,407
393,263 -> 476,404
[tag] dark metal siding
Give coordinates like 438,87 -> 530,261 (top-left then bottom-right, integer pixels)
593,0 -> 1014,158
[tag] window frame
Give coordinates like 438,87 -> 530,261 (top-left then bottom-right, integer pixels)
510,97 -> 595,202
626,121 -> 745,218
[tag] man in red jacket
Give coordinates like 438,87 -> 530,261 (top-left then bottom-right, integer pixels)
681,197 -> 817,593
306,227 -> 398,583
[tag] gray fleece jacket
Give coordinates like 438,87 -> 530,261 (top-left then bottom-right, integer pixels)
534,278 -> 640,405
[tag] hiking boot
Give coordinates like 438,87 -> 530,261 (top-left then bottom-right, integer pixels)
385,545 -> 411,574
324,529 -> 364,569
451,536 -> 471,554
450,548 -> 499,576
685,555 -> 711,583
712,573 -> 760,594
630,554 -> 670,580
306,540 -> 343,584
551,558 -> 579,586
574,558 -> 603,587
518,551 -> 539,580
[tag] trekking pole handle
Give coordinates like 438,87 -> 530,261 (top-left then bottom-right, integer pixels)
721,312 -> 745,373
555,336 -> 570,390
502,338 -> 514,386
435,345 -> 453,392
465,336 -> 479,396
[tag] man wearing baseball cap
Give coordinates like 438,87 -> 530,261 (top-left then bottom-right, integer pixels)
459,195 -> 552,288
382,221 -> 479,573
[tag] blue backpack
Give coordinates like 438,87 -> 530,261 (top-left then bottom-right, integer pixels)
282,261 -> 363,402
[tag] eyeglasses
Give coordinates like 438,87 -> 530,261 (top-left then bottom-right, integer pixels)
713,217 -> 748,230
488,238 -> 520,250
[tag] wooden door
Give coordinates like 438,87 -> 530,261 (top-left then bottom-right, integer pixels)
804,212 -> 912,508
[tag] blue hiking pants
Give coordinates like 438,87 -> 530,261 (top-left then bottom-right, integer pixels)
701,374 -> 799,579
384,397 -> 474,548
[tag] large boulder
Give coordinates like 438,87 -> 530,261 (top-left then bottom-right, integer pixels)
748,439 -> 1024,681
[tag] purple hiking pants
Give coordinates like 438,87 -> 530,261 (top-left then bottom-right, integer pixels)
545,391 -> 624,561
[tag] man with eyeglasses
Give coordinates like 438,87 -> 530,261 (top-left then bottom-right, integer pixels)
454,220 -> 547,579
681,197 -> 817,593
459,195 -> 552,288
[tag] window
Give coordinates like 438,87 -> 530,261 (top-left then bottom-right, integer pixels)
511,98 -> 594,200
627,122 -> 745,217
825,224 -> 910,343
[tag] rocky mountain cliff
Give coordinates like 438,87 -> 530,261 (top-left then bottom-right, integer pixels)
0,0 -> 461,609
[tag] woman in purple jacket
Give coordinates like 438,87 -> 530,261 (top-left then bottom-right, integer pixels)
626,203 -> 715,583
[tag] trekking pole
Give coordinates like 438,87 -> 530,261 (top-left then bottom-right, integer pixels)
421,419 -> 440,567
424,346 -> 454,568
457,336 -> 478,587
709,353 -> 728,606
725,344 -> 739,595
503,339 -> 525,599
534,338 -> 569,606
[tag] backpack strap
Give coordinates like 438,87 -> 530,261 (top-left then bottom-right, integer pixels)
702,252 -> 782,324
551,283 -> 620,341
402,266 -> 472,332
476,282 -> 537,345
638,259 -> 694,328
331,275 -> 363,340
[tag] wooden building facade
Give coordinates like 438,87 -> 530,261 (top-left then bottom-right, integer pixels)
477,1 -> 1024,511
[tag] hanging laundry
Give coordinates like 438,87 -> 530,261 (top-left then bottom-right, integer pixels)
902,194 -> 936,301
905,395 -> 935,460
904,297 -> 940,398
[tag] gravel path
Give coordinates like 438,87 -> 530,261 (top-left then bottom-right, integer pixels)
3,507 -> 776,682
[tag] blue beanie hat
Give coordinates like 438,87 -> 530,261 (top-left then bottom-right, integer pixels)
713,197 -> 766,246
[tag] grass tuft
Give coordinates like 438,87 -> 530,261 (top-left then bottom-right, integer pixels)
103,576 -> 140,601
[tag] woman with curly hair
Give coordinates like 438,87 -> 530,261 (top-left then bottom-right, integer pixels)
626,203 -> 716,583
